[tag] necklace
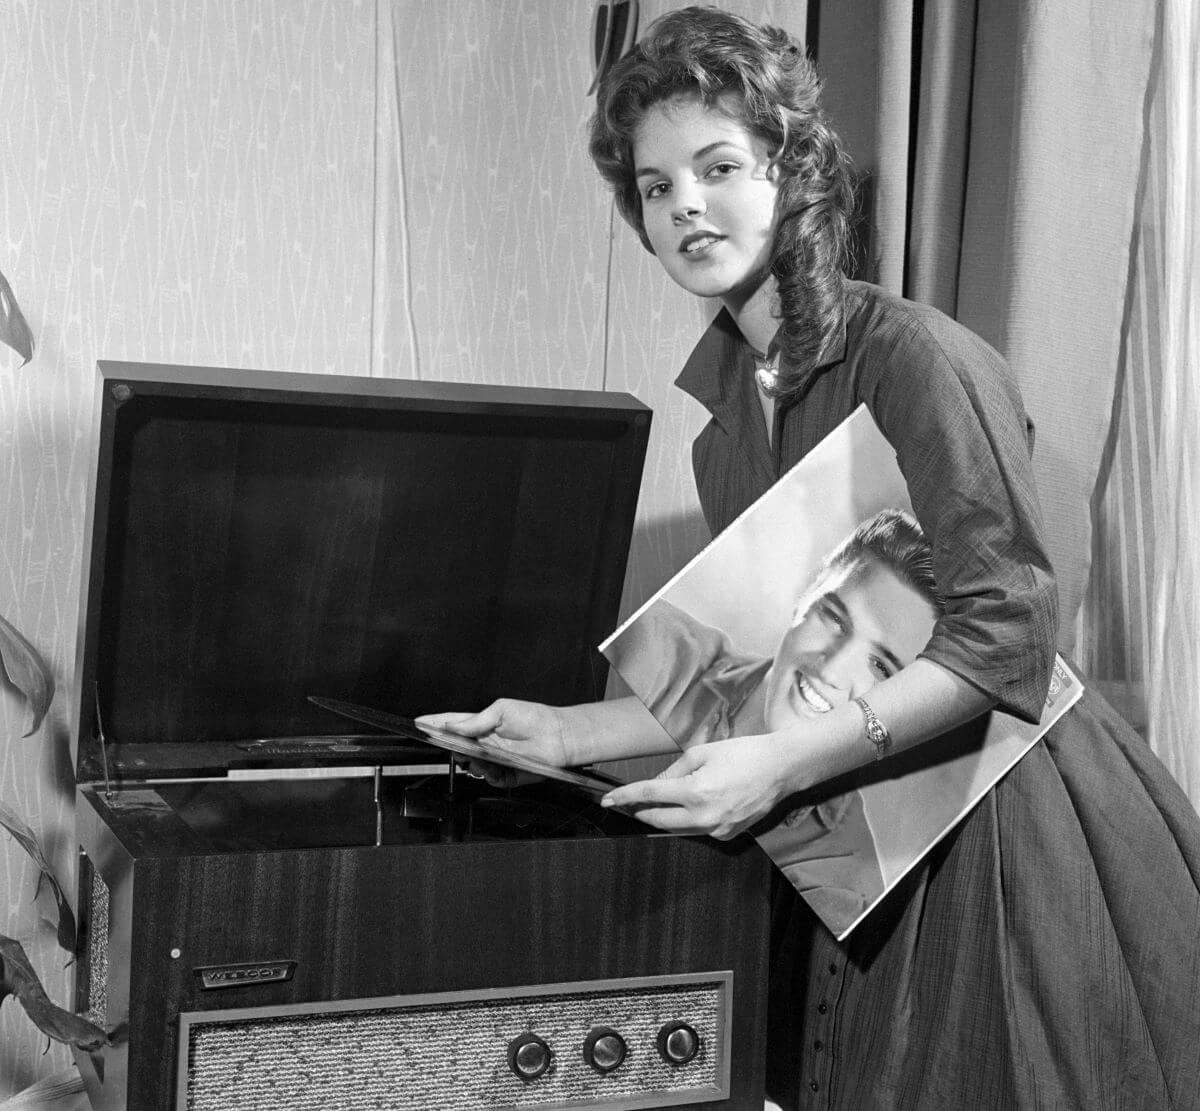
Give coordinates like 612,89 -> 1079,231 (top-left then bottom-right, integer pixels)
754,353 -> 780,394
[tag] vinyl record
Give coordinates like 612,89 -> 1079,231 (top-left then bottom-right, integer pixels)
308,696 -> 623,797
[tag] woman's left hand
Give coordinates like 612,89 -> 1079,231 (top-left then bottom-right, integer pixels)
600,733 -> 800,840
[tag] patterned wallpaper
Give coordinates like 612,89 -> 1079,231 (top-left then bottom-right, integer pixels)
0,0 -> 376,1092
375,0 -> 611,389
0,0 -> 801,1093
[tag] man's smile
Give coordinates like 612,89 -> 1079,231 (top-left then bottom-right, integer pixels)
793,671 -> 833,714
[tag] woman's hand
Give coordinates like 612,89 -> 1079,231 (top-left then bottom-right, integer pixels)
419,696 -> 679,788
600,732 -> 801,840
416,699 -> 569,787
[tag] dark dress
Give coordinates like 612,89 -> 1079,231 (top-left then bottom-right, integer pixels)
676,281 -> 1200,1110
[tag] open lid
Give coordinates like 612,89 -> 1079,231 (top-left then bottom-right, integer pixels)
73,362 -> 650,783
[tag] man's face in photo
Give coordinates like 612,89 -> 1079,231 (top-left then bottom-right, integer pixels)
762,555 -> 937,732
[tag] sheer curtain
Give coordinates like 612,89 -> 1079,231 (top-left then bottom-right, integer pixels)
1151,0 -> 1200,801
1081,0 -> 1200,803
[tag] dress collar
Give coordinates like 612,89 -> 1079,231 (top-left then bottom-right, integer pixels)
674,284 -> 852,428
673,308 -> 752,432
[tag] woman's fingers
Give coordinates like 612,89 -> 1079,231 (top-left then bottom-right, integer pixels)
610,805 -> 710,834
417,703 -> 506,738
605,792 -> 741,839
416,710 -> 482,733
601,753 -> 746,839
601,750 -> 702,806
454,756 -> 538,788
654,750 -> 702,779
602,774 -> 694,810
456,757 -> 494,779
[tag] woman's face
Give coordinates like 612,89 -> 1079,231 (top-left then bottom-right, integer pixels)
762,555 -> 937,733
631,94 -> 780,307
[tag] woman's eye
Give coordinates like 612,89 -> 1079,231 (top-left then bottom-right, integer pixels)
706,161 -> 740,178
645,181 -> 669,200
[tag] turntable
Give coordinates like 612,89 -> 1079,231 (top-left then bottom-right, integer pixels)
69,362 -> 771,1110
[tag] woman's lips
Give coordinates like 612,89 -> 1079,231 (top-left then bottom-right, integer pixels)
679,232 -> 724,256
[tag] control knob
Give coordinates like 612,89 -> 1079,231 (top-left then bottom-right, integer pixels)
507,1032 -> 552,1081
583,1026 -> 627,1073
656,1020 -> 701,1065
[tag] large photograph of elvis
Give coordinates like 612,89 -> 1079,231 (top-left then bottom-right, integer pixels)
602,408 -> 1080,940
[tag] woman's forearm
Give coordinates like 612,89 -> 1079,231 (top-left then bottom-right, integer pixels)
777,658 -> 996,792
561,696 -> 681,765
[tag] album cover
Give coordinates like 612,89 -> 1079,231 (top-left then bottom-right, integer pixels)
601,407 -> 1082,940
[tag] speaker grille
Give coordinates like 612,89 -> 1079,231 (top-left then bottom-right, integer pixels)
86,861 -> 110,1026
181,974 -> 730,1110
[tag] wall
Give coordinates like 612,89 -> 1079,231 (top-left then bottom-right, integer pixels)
0,0 -> 376,1092
374,1 -> 611,389
375,0 -> 804,618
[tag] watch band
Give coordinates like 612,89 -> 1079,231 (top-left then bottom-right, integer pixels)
853,695 -> 892,760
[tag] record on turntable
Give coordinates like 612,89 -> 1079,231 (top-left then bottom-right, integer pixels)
308,696 -> 624,798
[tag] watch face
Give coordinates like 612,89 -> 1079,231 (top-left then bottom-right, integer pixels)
855,698 -> 890,755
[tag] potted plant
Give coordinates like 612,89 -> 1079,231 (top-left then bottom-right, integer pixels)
1,268 -> 117,1063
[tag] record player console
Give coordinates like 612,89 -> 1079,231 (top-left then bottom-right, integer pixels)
70,363 -> 771,1110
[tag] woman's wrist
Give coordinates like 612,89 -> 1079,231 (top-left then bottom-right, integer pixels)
771,661 -> 998,791
559,697 -> 676,766
772,701 -> 882,792
852,695 -> 893,760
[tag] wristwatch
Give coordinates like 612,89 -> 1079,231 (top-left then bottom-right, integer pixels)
853,696 -> 892,760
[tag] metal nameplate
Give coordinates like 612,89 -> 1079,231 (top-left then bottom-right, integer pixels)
195,961 -> 297,991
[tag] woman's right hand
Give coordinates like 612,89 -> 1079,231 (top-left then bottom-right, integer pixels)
416,699 -> 571,787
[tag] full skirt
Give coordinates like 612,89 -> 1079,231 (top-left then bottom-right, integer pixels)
766,683 -> 1200,1110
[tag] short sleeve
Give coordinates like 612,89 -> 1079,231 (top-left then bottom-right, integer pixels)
604,600 -> 752,749
859,302 -> 1058,723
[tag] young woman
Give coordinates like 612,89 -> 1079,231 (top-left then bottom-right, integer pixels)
423,8 -> 1200,1108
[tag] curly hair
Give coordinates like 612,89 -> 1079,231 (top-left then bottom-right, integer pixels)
822,509 -> 945,616
588,5 -> 855,394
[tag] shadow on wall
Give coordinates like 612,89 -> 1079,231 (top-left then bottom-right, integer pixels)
619,506 -> 711,623
601,504 -> 710,785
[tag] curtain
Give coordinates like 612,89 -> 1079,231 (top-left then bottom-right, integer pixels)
1079,0 -> 1200,803
1149,0 -> 1200,801
818,0 -> 1156,660
817,0 -> 1198,806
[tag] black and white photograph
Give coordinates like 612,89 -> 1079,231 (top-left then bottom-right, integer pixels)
1,3 -> 1196,1110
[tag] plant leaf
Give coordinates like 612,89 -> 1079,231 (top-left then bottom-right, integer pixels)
0,936 -> 117,1052
0,614 -> 54,736
0,804 -> 77,952
0,267 -> 34,366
